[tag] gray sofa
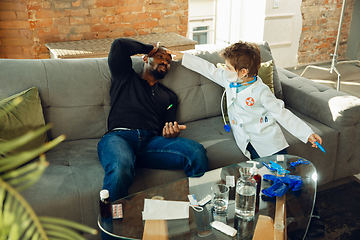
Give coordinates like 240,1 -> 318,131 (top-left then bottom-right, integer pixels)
1,42 -> 359,239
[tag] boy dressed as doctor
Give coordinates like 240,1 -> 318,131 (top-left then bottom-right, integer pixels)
172,41 -> 323,159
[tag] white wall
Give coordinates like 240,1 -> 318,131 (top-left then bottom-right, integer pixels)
237,0 -> 267,43
189,0 -> 214,17
189,0 -> 303,68
264,0 -> 303,68
215,0 -> 266,43
188,0 -> 215,44
215,0 -> 232,45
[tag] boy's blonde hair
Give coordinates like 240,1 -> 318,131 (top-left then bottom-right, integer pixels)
221,41 -> 261,77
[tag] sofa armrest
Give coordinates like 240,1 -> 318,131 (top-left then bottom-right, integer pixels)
277,67 -> 360,130
277,67 -> 360,179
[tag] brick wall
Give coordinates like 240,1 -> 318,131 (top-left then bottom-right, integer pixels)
0,0 -> 188,59
299,0 -> 355,65
0,0 -> 356,64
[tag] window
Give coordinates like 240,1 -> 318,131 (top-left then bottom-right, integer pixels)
193,26 -> 209,44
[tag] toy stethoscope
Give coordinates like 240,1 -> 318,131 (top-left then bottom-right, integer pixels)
220,75 -> 257,133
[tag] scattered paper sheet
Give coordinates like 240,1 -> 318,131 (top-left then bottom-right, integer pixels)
142,199 -> 190,220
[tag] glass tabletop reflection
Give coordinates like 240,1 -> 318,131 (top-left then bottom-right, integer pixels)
98,154 -> 317,240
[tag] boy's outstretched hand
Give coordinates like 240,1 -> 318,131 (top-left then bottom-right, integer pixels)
308,133 -> 323,148
163,121 -> 186,138
167,50 -> 184,60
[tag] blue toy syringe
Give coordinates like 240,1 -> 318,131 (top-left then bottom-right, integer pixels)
315,141 -> 326,153
262,160 -> 290,175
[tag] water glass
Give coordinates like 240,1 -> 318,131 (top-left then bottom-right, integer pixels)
211,184 -> 229,214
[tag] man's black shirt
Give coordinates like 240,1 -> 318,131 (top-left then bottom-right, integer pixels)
107,38 -> 178,135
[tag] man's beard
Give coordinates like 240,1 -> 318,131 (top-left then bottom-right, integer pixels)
150,64 -> 167,80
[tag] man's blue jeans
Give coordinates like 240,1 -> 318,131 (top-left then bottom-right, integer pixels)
97,129 -> 209,201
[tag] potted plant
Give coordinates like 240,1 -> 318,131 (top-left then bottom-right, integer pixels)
0,96 -> 97,239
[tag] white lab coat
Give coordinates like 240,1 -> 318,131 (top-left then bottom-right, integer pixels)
182,52 -> 314,158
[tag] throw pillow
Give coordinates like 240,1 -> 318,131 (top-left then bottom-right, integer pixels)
258,60 -> 274,93
0,87 -> 48,154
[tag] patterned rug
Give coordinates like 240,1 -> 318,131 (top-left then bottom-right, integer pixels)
316,180 -> 360,240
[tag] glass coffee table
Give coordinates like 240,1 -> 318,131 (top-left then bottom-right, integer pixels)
98,154 -> 317,239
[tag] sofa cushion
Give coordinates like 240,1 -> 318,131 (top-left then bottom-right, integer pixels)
0,58 -> 111,142
160,59 -> 224,124
0,59 -> 48,101
282,106 -> 338,185
0,87 -> 48,153
180,116 -> 245,168
258,42 -> 283,100
41,58 -> 111,141
21,139 -> 104,232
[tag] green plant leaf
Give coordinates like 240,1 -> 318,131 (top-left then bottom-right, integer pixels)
0,178 -> 48,240
1,160 -> 40,181
41,223 -> 86,240
39,217 -> 98,236
0,105 -> 97,239
5,155 -> 48,191
0,96 -> 23,118
0,135 -> 65,173
0,124 -> 53,156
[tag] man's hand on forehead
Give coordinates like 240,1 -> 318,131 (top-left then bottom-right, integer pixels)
147,41 -> 172,59
147,41 -> 161,57
150,41 -> 161,48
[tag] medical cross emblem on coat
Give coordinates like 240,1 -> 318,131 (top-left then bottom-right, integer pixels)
246,97 -> 255,106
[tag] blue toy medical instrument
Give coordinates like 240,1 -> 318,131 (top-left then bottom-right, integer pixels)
315,141 -> 326,153
262,161 -> 290,175
218,61 -> 258,133
220,77 -> 258,132
262,174 -> 303,197
229,76 -> 257,88
290,158 -> 310,168
220,90 -> 231,132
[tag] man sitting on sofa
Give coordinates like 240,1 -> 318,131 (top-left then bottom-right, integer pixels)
97,38 -> 209,202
